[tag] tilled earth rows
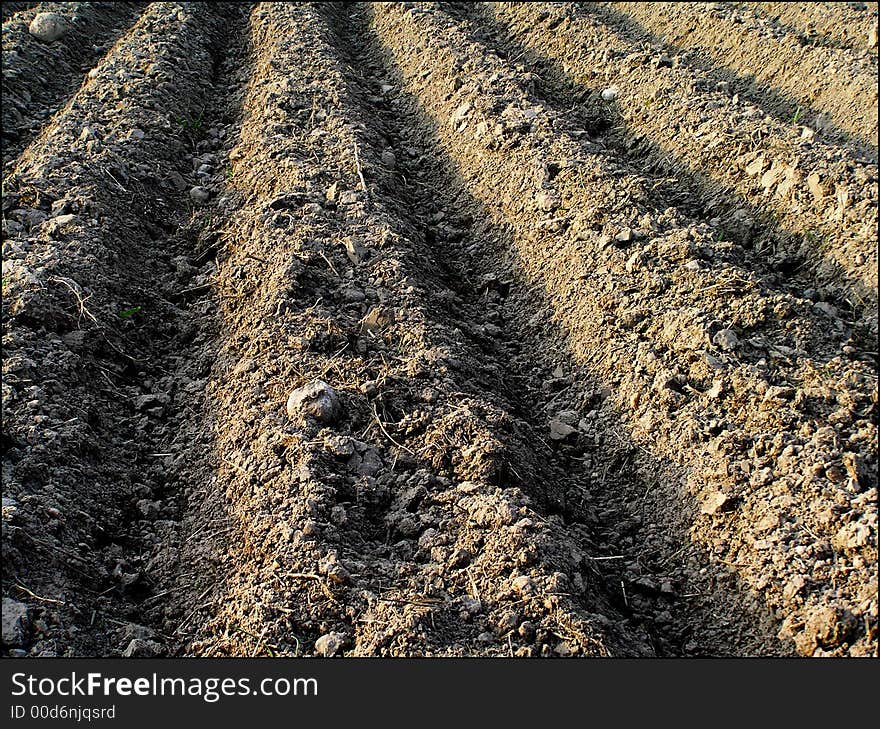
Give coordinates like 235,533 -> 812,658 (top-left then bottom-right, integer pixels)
2,2 -> 877,658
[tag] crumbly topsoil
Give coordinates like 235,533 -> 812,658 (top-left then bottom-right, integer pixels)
598,2 -> 878,157
2,2 -> 877,658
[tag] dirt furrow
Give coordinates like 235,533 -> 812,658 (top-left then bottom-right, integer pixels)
738,2 -> 879,52
2,2 -> 240,657
165,0 -> 660,658
329,3 -> 798,656
1,3 -> 37,22
596,2 -> 878,158
2,2 -> 146,165
367,1 -> 878,657
464,2 -> 878,332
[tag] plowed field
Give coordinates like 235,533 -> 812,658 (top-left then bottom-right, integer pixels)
2,2 -> 877,658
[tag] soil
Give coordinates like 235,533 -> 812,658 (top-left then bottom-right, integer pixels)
2,2 -> 877,659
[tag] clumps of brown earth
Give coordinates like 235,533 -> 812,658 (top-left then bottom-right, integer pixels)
597,2 -> 878,155
162,1 -> 649,658
469,2 -> 878,333
2,2 -> 145,161
742,2 -> 879,51
3,2 -> 241,657
2,1 -> 877,658
365,1 -> 877,656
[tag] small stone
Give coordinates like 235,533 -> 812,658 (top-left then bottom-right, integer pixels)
361,307 -> 391,333
782,575 -> 806,600
813,301 -> 837,318
314,632 -> 346,657
137,499 -> 160,519
29,13 -> 69,42
600,87 -> 619,102
449,548 -> 471,568
554,642 -> 573,656
286,380 -> 341,423
380,149 -> 396,168
189,186 -> 210,204
451,102 -> 472,127
512,575 -> 536,596
324,434 -> 355,458
536,191 -> 558,211
615,227 -> 633,244
765,385 -> 795,402
122,639 -> 161,658
806,173 -> 824,201
1,599 -> 29,647
343,237 -> 367,265
52,213 -> 77,226
745,156 -> 766,176
549,418 -> 577,440
712,329 -> 739,351
326,564 -> 351,584
701,491 -> 733,515
459,596 -> 482,615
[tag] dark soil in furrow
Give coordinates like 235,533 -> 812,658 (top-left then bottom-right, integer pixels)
1,3 -> 37,22
2,2 -> 146,166
2,2 -> 246,657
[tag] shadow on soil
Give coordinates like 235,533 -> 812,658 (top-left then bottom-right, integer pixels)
318,2 -> 792,656
451,2 -> 876,339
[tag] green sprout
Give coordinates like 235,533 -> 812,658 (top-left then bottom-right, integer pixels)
118,306 -> 142,319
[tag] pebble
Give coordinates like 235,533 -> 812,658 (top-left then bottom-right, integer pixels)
29,13 -> 69,43
189,186 -> 211,204
813,301 -> 837,318
286,380 -> 341,423
536,191 -> 558,211
512,575 -> 536,596
548,418 -> 577,440
701,491 -> 731,515
52,214 -> 77,227
314,632 -> 346,657
380,149 -> 396,168
1,598 -> 29,647
451,102 -> 472,126
600,86 -> 619,102
712,329 -> 739,351
615,227 -> 633,244
122,638 -> 161,658
323,434 -> 355,457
